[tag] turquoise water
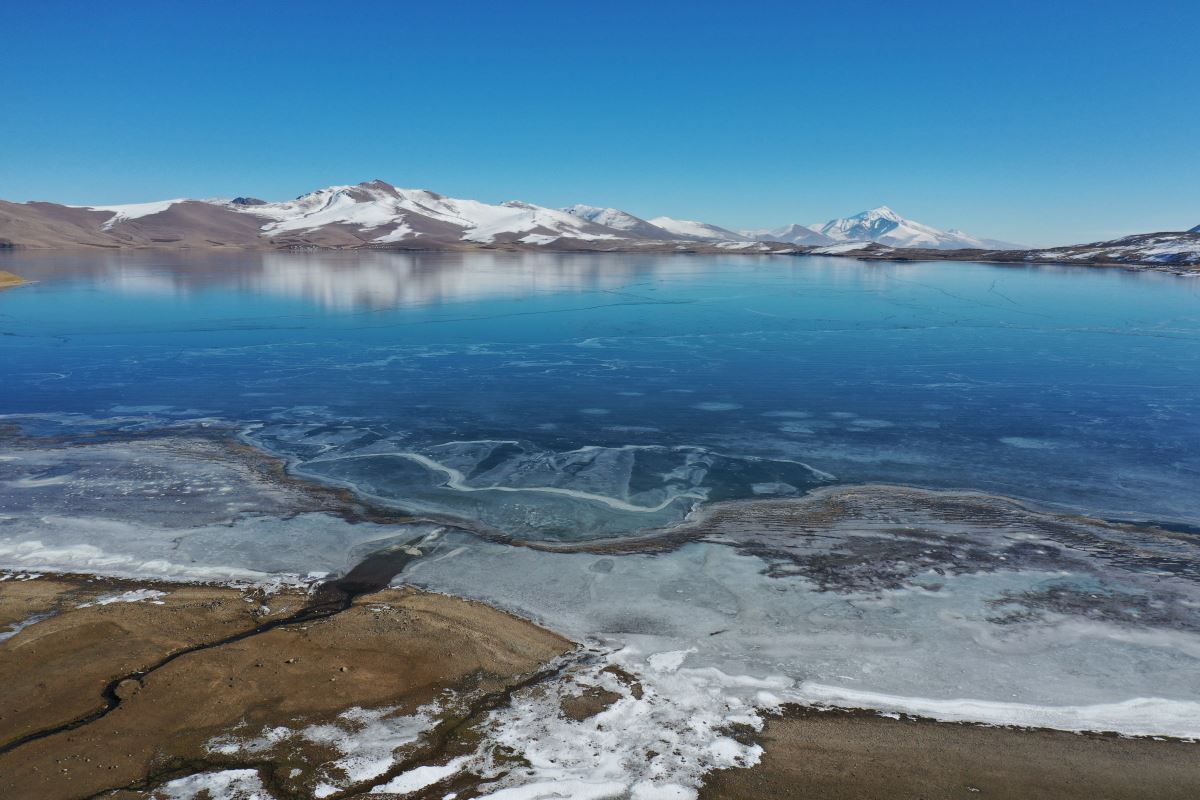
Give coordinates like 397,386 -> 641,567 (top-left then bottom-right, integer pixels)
2,250 -> 1199,536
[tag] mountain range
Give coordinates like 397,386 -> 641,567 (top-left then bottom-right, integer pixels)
0,180 -> 1011,252
0,180 -> 1195,271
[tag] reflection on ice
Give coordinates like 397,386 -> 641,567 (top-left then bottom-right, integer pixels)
3,249 -> 724,310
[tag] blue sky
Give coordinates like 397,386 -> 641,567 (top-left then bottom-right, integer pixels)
3,0 -> 1197,245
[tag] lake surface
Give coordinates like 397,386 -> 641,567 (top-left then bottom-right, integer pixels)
3,250 -> 1199,532
3,250 -> 1200,780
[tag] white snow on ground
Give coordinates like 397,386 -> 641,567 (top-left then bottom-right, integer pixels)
78,588 -> 167,607
467,646 -> 780,800
210,703 -> 442,797
70,199 -> 189,230
159,768 -> 269,799
204,645 -> 779,800
369,757 -> 470,795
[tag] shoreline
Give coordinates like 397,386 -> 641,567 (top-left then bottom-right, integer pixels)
1,242 -> 1197,276
3,570 -> 1198,799
700,705 -> 1200,800
6,568 -> 1200,745
3,420 -> 1200,796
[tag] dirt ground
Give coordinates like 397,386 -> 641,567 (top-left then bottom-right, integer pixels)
0,575 -> 569,799
699,705 -> 1200,800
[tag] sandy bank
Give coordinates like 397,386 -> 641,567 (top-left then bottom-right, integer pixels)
0,270 -> 28,290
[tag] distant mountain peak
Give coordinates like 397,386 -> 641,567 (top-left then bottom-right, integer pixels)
860,205 -> 900,220
815,206 -> 1007,250
1190,223 -> 1199,233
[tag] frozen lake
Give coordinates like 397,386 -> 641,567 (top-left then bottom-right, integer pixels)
3,249 -> 1199,532
2,250 -> 1200,784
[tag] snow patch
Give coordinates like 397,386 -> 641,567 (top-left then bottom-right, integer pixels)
72,199 -> 189,230
78,588 -> 167,607
159,769 -> 268,799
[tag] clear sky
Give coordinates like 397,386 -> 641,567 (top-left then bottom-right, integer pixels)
3,0 -> 1197,246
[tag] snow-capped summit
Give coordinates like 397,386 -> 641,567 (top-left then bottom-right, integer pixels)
564,205 -> 678,239
1189,223 -> 1199,233
648,216 -> 751,241
816,206 -> 1005,250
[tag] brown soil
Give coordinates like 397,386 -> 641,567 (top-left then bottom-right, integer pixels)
0,270 -> 28,289
558,685 -> 623,722
0,576 -> 570,799
699,706 -> 1200,800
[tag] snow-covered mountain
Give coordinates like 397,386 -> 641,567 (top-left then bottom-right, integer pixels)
740,223 -> 834,246
563,204 -> 677,239
814,206 -> 1013,250
15,182 -> 1195,272
2,181 -> 799,251
216,181 -> 626,246
802,230 -> 1200,271
647,217 -> 751,241
1190,223 -> 1199,234
8,184 -> 1021,252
